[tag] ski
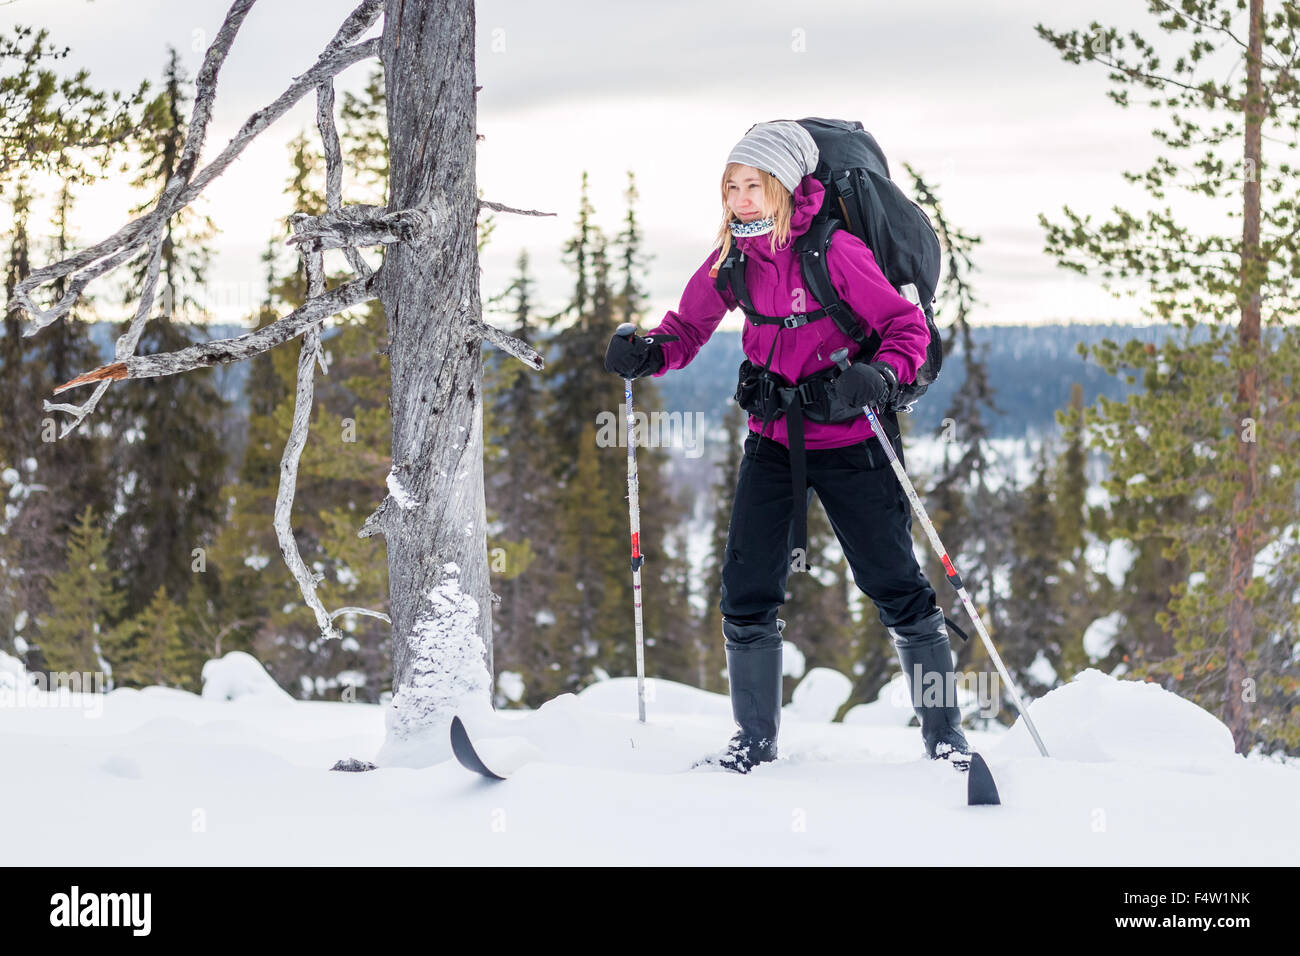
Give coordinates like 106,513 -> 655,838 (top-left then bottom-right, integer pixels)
966,752 -> 1001,805
449,715 -> 508,781
453,712 -> 1001,803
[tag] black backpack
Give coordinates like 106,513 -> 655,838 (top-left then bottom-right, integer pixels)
714,117 -> 944,412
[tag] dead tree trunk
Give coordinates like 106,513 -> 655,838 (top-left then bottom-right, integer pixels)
16,0 -> 549,769
369,0 -> 495,765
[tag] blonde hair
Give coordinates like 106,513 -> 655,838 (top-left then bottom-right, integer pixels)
710,162 -> 795,276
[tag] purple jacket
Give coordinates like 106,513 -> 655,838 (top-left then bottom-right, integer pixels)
646,174 -> 929,450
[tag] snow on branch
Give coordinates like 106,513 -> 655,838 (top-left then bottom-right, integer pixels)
11,0 -> 382,335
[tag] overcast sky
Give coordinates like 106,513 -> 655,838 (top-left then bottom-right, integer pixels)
6,0 -> 1256,329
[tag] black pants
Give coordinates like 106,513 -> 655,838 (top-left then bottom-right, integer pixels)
719,423 -> 940,644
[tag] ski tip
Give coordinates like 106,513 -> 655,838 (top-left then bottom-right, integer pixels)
450,714 -> 508,781
966,751 -> 1001,806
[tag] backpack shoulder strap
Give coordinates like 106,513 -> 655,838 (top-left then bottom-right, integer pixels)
797,219 -> 880,361
713,241 -> 760,317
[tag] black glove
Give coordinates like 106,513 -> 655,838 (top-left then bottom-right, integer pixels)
835,360 -> 899,409
604,330 -> 667,379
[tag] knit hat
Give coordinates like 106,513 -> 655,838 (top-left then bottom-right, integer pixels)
726,120 -> 819,193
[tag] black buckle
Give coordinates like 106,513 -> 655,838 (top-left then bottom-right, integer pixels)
783,314 -> 807,329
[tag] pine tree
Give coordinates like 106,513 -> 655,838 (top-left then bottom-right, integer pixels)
899,166 -> 1019,708
0,33 -> 133,665
1004,441 -> 1072,695
0,24 -> 146,185
782,496 -> 859,700
210,105 -> 393,701
98,46 -> 230,624
36,506 -> 124,674
483,249 -> 556,706
697,401 -> 747,693
339,64 -> 388,205
1038,2 -> 1300,752
1051,382 -> 1118,681
106,584 -> 195,690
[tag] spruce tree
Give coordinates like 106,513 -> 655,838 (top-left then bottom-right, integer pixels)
899,166 -> 1018,704
0,29 -> 138,664
36,506 -> 124,674
107,584 -> 195,690
99,46 -> 230,624
1004,441 -> 1072,696
210,103 -> 393,701
697,400 -> 746,693
483,249 -> 555,706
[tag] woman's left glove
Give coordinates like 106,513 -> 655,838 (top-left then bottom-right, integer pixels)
604,329 -> 668,379
835,360 -> 900,409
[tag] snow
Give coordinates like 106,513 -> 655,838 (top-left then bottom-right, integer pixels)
781,640 -> 806,679
244,552 -> 271,571
0,650 -> 29,693
1084,537 -> 1137,589
843,672 -> 918,726
386,470 -> 418,510
1,661 -> 1297,864
997,669 -> 1234,765
13,609 -> 28,633
785,667 -> 852,722
497,670 -> 525,703
375,562 -> 493,768
1025,651 -> 1058,686
201,652 -> 294,703
1083,612 -> 1123,661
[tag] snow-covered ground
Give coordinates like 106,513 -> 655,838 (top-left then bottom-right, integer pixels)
2,651 -> 1295,865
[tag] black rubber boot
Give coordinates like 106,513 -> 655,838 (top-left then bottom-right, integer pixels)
890,608 -> 971,764
715,618 -> 784,773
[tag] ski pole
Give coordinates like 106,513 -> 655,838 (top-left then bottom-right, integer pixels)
614,322 -> 649,723
831,348 -> 1050,757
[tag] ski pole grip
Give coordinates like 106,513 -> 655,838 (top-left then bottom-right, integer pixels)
830,347 -> 851,372
615,322 -> 637,340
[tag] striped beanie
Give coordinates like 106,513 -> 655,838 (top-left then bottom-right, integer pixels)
726,120 -> 820,193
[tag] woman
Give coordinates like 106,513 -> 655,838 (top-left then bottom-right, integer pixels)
604,120 -> 968,773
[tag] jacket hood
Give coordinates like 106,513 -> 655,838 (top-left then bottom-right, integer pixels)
733,173 -> 824,257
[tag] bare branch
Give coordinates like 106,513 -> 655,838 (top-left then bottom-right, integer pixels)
330,606 -> 392,624
286,203 -> 436,252
358,496 -> 393,539
478,198 -> 556,218
274,220 -> 343,642
40,231 -> 165,437
13,21 -> 381,333
52,272 -> 379,393
170,0 -> 259,191
315,77 -> 373,276
467,316 -> 544,370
